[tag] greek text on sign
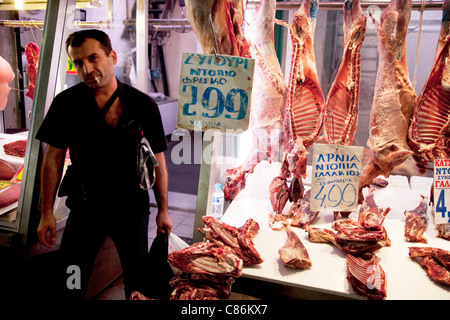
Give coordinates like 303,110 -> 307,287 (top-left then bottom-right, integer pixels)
434,159 -> 450,224
310,143 -> 364,211
177,53 -> 255,131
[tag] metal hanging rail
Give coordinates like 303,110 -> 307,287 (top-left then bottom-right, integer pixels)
0,19 -> 111,28
247,0 -> 444,10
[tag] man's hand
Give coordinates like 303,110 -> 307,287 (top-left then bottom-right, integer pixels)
37,214 -> 57,248
156,209 -> 172,235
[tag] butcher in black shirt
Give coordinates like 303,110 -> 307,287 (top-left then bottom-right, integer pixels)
36,29 -> 172,299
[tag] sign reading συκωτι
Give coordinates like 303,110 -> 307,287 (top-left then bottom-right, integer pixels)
177,53 -> 255,132
434,159 -> 450,224
310,143 -> 364,212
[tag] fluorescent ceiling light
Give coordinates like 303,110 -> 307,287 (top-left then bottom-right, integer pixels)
15,0 -> 23,10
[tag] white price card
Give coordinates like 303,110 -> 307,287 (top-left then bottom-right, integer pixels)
310,143 -> 364,212
434,159 -> 450,224
177,53 -> 255,132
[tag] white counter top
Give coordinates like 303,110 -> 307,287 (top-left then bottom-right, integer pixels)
221,160 -> 450,300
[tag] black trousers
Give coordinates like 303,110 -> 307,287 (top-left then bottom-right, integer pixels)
58,199 -> 150,300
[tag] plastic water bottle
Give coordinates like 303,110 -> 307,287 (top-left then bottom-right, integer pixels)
211,183 -> 224,219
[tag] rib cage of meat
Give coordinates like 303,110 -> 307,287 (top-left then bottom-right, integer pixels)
323,0 -> 366,145
346,254 -> 387,299
185,0 -> 250,57
359,0 -> 417,194
224,0 -> 287,201
269,0 -> 325,214
408,0 -> 450,167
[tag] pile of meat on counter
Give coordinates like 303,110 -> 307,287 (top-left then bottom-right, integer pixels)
0,141 -> 26,214
131,217 -> 263,300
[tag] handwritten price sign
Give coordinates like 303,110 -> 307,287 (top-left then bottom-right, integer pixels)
434,159 -> 450,224
310,143 -> 364,211
177,53 -> 255,131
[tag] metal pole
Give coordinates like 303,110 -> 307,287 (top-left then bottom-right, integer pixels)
136,0 -> 149,93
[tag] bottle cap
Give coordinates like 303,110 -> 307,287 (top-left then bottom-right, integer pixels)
214,183 -> 222,190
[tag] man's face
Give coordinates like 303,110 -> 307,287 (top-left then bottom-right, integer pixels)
0,55 -> 14,110
68,38 -> 117,89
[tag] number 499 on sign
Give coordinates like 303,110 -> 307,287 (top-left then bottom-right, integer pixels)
435,189 -> 450,224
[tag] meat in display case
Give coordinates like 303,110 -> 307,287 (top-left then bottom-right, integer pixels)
192,0 -> 450,300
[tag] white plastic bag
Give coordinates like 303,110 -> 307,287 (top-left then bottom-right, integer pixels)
168,233 -> 190,276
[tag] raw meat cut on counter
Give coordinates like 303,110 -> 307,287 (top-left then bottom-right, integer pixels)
224,0 -> 286,201
0,55 -> 15,110
346,253 -> 387,300
197,216 -> 263,265
436,223 -> 450,241
290,189 -> 319,228
269,0 -> 325,215
408,0 -> 450,169
306,190 -> 390,256
357,188 -> 390,231
25,42 -> 40,100
0,183 -> 21,209
167,241 -> 243,277
359,0 -> 417,199
184,0 -> 250,57
0,159 -> 17,180
404,195 -> 428,243
3,140 -> 27,157
323,0 -> 366,145
278,223 -> 312,269
169,273 -> 235,300
307,226 -> 388,256
409,247 -> 450,286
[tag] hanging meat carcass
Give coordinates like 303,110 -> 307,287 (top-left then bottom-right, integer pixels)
407,0 -> 450,240
404,195 -> 428,243
359,0 -> 417,199
346,253 -> 387,300
25,42 -> 39,100
185,0 -> 250,57
269,0 -> 325,214
224,0 -> 287,201
0,55 -> 14,110
408,0 -> 450,168
323,0 -> 367,146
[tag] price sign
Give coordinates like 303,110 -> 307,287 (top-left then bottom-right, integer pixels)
177,53 -> 255,131
434,159 -> 450,224
310,143 -> 364,211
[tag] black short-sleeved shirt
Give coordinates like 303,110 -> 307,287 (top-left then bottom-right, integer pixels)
36,81 -> 167,205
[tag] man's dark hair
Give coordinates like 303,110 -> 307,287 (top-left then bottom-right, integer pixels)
66,29 -> 113,56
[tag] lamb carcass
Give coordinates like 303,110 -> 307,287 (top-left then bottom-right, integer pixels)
269,0 -> 325,214
278,223 -> 312,269
408,0 -> 450,168
404,195 -> 428,243
167,242 -> 243,277
409,247 -> 450,286
25,42 -> 39,100
323,0 -> 366,146
185,0 -> 250,57
0,55 -> 14,110
224,0 -> 286,201
346,253 -> 387,300
197,216 -> 263,265
359,0 -> 417,198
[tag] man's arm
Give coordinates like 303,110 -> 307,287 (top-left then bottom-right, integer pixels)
153,152 -> 172,235
37,145 -> 66,248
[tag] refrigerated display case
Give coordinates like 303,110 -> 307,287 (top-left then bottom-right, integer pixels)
192,1 -> 450,300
